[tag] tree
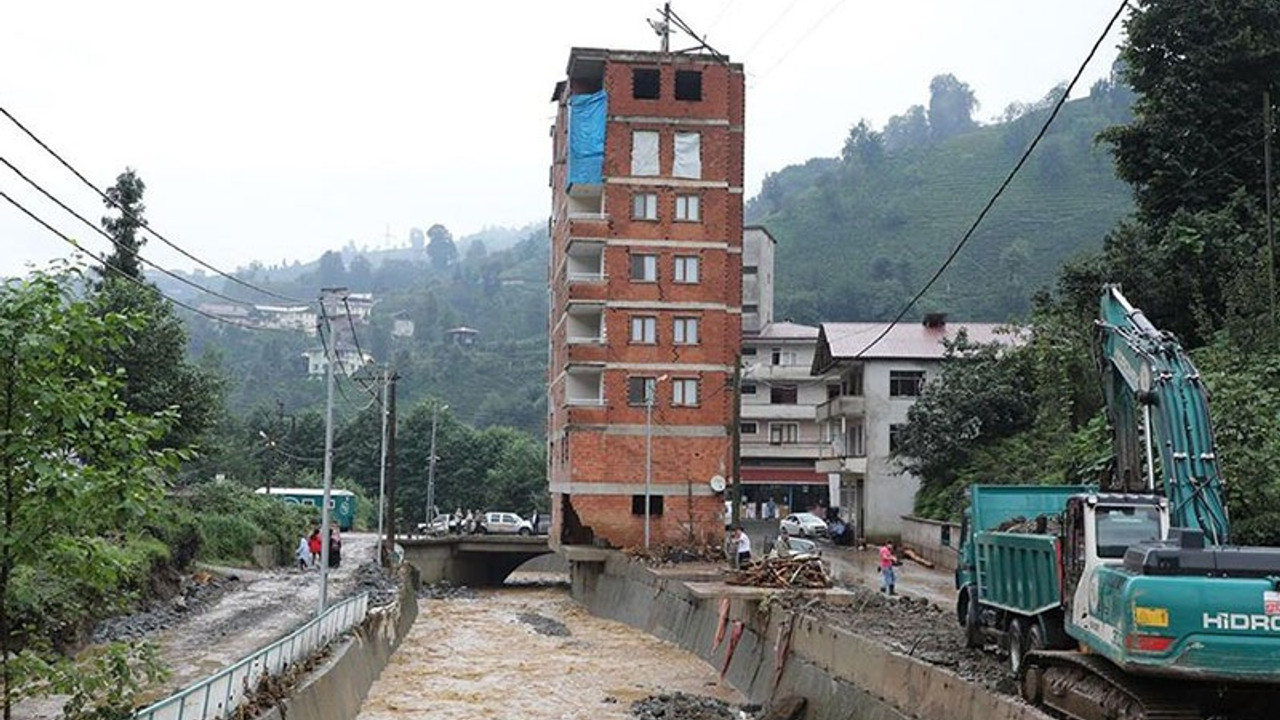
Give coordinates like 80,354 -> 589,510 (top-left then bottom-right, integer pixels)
882,105 -> 930,151
426,224 -> 458,270
347,254 -> 373,291
1100,0 -> 1280,227
927,74 -> 979,141
841,120 -> 884,167
0,267 -> 179,719
98,168 -> 146,282
95,170 -> 224,451
317,250 -> 346,289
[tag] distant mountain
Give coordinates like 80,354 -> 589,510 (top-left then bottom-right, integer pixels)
747,79 -> 1136,323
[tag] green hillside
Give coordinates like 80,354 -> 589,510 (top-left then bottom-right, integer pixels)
748,79 -> 1135,323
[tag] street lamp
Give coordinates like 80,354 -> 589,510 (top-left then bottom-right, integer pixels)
644,375 -> 668,550
426,403 -> 448,531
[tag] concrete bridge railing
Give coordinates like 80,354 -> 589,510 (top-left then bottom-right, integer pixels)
398,535 -> 552,586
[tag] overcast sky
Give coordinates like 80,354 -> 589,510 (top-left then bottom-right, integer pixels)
0,0 -> 1124,278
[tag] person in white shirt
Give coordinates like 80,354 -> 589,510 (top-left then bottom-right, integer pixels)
733,526 -> 752,566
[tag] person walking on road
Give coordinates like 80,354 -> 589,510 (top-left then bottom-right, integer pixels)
307,528 -> 322,569
879,540 -> 900,595
295,534 -> 312,571
733,526 -> 752,567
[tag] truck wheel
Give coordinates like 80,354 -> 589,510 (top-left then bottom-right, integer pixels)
1027,622 -> 1045,653
1008,618 -> 1030,674
962,587 -> 982,649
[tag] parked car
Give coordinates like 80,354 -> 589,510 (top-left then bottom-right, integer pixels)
416,513 -> 458,536
780,512 -> 829,538
477,511 -> 534,536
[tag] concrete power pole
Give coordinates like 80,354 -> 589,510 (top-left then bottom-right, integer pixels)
384,371 -> 398,561
318,286 -> 347,615
376,367 -> 390,566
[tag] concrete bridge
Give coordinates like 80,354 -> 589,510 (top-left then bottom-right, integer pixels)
399,535 -> 554,586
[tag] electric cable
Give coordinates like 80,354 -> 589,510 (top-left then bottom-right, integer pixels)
750,0 -> 850,86
0,188 -> 297,334
847,0 -> 1130,360
0,155 -> 260,308
0,106 -> 307,304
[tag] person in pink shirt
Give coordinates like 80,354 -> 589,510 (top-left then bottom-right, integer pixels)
879,541 -> 899,595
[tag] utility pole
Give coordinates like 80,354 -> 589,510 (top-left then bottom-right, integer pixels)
1265,90 -> 1276,334
644,387 -> 655,550
317,287 -> 347,615
384,370 -> 398,560
376,367 -> 390,566
730,353 -> 743,530
426,402 -> 448,531
661,2 -> 671,53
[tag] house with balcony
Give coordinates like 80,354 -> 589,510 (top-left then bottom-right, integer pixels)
810,315 -> 1014,540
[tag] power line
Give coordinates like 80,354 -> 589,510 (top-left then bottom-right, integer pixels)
0,188 -> 296,334
0,155 -> 261,308
750,0 -> 850,86
740,0 -> 802,62
0,106 -> 306,305
849,0 -> 1130,360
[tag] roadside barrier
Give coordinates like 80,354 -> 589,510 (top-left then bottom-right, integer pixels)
134,592 -> 370,720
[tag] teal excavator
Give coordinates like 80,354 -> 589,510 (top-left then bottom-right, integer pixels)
955,286 -> 1280,720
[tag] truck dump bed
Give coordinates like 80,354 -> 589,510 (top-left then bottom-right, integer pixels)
968,485 -> 1087,615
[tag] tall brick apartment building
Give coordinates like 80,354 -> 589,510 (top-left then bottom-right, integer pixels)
547,47 -> 745,549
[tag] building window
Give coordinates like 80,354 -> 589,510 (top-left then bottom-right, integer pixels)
673,317 -> 700,345
631,130 -> 659,176
632,192 -> 658,220
743,304 -> 759,315
769,422 -> 799,445
672,378 -> 699,406
889,423 -> 906,453
742,347 -> 757,356
743,265 -> 758,275
675,194 -> 701,221
770,385 -> 798,405
771,348 -> 798,366
630,253 -> 657,281
826,383 -> 841,400
843,368 -> 864,396
632,68 -> 660,99
675,70 -> 702,101
740,421 -> 758,435
740,382 -> 757,395
673,132 -> 701,179
848,421 -> 866,457
889,370 -> 926,397
630,316 -> 656,344
628,376 -> 657,405
632,494 -> 664,515
674,255 -> 700,283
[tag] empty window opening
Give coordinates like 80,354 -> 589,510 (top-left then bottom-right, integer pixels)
633,68 -> 660,99
770,384 -> 798,405
632,494 -> 664,515
675,70 -> 702,101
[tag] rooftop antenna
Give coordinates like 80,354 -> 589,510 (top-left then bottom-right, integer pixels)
647,2 -> 672,53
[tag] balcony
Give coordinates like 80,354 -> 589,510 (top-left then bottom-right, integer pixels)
740,440 -> 828,461
564,193 -> 609,237
816,395 -> 865,422
564,366 -> 604,409
740,404 -> 817,422
815,453 -> 868,476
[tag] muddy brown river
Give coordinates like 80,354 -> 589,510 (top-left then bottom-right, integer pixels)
357,582 -> 743,719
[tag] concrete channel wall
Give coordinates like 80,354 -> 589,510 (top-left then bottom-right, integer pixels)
260,567 -> 418,720
900,516 -> 962,573
570,552 -> 1050,720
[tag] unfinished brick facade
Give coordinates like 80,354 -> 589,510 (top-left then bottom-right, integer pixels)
547,48 -> 745,549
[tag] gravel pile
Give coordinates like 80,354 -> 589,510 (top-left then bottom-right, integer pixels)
351,562 -> 401,607
630,692 -> 756,720
799,585 -> 1013,693
517,612 -> 570,637
417,580 -> 476,600
92,572 -> 238,643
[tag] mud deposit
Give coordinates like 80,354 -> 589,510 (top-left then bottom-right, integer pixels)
357,587 -> 743,720
631,692 -> 757,719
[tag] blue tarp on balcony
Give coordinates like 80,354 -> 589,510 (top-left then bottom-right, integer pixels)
568,90 -> 606,188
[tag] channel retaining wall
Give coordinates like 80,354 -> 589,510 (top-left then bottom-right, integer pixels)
260,566 -> 418,720
571,553 -> 1049,720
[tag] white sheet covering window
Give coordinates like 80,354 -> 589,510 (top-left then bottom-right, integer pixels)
631,131 -> 660,176
673,132 -> 701,179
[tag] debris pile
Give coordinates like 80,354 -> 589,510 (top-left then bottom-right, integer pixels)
625,541 -> 727,566
93,571 -> 237,643
352,562 -> 401,607
630,692 -> 756,720
417,580 -> 476,600
995,514 -> 1062,534
724,556 -> 833,589
517,611 -> 571,637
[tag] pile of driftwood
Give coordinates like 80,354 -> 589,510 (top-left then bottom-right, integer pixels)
624,541 -> 726,566
725,556 -> 833,589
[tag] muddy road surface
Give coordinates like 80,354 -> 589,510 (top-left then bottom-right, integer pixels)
358,586 -> 747,720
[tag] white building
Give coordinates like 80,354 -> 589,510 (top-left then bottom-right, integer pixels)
255,305 -> 318,335
739,226 -> 829,517
302,343 -> 375,377
811,316 -> 1013,540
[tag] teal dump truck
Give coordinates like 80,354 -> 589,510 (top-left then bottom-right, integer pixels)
952,287 -> 1280,720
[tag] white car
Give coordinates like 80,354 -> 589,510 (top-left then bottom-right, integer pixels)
780,512 -> 829,538
477,511 -> 534,536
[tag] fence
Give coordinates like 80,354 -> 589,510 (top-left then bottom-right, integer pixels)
134,592 -> 370,720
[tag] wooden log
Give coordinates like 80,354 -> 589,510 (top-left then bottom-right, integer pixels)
903,547 -> 935,568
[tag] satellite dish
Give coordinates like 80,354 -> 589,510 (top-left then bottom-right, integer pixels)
709,475 -> 727,493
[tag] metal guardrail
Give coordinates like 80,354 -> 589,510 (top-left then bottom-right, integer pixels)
134,592 -> 370,720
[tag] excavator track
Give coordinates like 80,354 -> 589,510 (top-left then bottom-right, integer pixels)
1023,651 -> 1228,720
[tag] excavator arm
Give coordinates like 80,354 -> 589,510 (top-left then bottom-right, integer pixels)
1096,285 -> 1230,544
